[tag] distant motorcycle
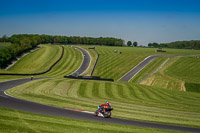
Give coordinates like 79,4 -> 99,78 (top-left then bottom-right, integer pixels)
95,105 -> 113,118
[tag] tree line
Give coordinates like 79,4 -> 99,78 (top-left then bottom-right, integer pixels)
148,40 -> 200,49
127,41 -> 138,47
0,34 -> 41,68
0,34 -> 125,68
8,34 -> 125,46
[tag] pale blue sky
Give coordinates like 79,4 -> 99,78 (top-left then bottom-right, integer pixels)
0,0 -> 200,45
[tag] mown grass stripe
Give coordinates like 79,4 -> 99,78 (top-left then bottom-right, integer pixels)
92,82 -> 100,98
105,82 -> 114,98
78,82 -> 87,97
135,85 -> 156,100
117,84 -> 126,99
85,81 -> 94,98
98,82 -> 107,99
125,84 -> 140,100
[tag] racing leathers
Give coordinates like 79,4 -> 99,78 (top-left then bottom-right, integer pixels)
97,103 -> 111,115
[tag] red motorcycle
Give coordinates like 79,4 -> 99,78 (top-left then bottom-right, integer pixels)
95,105 -> 113,118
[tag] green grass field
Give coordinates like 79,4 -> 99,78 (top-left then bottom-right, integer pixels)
41,45 -> 83,77
0,107 -> 180,133
165,56 -> 200,83
0,45 -> 83,81
141,56 -> 200,91
92,46 -> 160,80
8,44 -> 62,74
79,46 -> 200,80
6,78 -> 200,127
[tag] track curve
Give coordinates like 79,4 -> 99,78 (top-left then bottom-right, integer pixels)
72,47 -> 91,75
0,79 -> 200,132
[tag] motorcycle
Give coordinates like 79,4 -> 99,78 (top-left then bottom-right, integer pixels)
95,106 -> 113,118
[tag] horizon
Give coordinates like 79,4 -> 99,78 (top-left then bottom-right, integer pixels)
1,0 -> 200,45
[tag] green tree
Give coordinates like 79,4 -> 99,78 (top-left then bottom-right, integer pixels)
133,41 -> 138,47
2,35 -> 8,43
127,41 -> 132,46
148,43 -> 152,47
20,38 -> 32,50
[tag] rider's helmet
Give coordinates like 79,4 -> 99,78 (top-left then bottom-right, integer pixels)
105,101 -> 111,106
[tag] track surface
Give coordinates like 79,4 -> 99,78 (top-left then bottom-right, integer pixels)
73,47 -> 91,75
119,55 -> 162,81
0,79 -> 200,132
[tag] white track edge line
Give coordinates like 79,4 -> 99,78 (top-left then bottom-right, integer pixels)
4,91 -> 16,98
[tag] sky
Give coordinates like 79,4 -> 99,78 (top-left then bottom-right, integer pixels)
0,0 -> 200,45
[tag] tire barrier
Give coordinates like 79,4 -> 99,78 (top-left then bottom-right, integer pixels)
0,46 -> 64,76
64,75 -> 114,82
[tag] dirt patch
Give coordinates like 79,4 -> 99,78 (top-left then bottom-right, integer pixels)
141,75 -> 155,86
181,82 -> 186,92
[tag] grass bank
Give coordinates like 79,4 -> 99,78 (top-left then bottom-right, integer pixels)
141,56 -> 200,91
8,44 -> 62,74
80,46 -> 200,81
0,45 -> 83,81
0,107 -> 181,133
6,78 -> 200,127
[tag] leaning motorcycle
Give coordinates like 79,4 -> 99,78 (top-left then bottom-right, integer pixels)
95,106 -> 113,118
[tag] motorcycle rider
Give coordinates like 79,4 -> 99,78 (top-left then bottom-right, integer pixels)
96,101 -> 111,116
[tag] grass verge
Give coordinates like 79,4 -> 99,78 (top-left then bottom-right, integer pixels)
8,44 -> 61,74
141,56 -> 200,91
0,107 -> 181,133
0,45 -> 83,81
6,78 -> 200,128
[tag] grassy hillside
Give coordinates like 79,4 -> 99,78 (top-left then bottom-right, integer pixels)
79,46 -> 200,80
8,44 -> 61,73
0,107 -> 180,133
165,56 -> 200,92
6,78 -> 200,127
0,45 -> 83,81
141,56 -> 200,91
90,46 -> 160,80
41,46 -> 83,77
165,56 -> 200,83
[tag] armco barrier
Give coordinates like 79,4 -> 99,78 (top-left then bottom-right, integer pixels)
90,54 -> 99,76
0,46 -> 64,76
64,75 -> 114,82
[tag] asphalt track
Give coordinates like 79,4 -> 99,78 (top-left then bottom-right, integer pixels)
0,49 -> 200,132
72,47 -> 91,75
119,55 -> 162,82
